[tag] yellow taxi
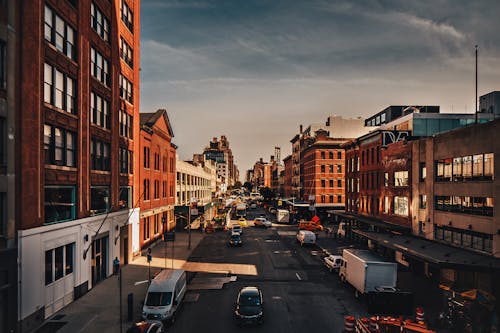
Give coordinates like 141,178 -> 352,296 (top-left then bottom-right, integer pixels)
238,217 -> 247,227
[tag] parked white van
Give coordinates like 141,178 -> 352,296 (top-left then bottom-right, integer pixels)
296,230 -> 316,246
142,269 -> 187,323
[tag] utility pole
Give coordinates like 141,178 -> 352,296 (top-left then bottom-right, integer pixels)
475,45 -> 478,124
119,268 -> 123,333
188,205 -> 192,250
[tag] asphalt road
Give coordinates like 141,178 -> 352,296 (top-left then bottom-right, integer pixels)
167,207 -> 367,333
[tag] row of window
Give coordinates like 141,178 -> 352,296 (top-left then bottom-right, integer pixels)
142,213 -> 167,241
361,146 -> 380,166
44,5 -> 76,60
143,179 -> 174,201
45,242 -> 74,285
176,173 -> 212,186
435,195 -> 494,217
319,179 -> 343,188
44,63 -> 76,114
434,226 -> 492,254
347,157 -> 360,173
319,164 -> 342,173
380,195 -> 409,216
91,139 -> 111,171
318,194 -> 342,204
91,2 -> 110,43
144,148 -> 174,172
366,113 -> 386,127
44,186 -> 132,223
319,151 -> 343,160
435,153 -> 494,182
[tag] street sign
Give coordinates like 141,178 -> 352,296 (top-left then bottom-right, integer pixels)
147,254 -> 152,263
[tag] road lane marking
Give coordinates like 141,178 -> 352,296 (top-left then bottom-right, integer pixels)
295,273 -> 302,280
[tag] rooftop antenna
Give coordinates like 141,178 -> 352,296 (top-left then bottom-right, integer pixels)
475,45 -> 478,124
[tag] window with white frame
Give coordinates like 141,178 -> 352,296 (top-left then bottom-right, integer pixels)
45,242 -> 75,285
120,74 -> 133,103
119,109 -> 133,138
44,63 -> 76,114
90,92 -> 110,129
43,124 -> 76,167
91,3 -> 110,42
91,47 -> 110,86
394,170 -> 408,187
393,196 -> 408,216
120,37 -> 133,68
44,6 -> 76,60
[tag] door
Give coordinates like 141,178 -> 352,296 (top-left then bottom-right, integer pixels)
91,236 -> 109,286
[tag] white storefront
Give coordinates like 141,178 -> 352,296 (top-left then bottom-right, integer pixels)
18,208 -> 139,321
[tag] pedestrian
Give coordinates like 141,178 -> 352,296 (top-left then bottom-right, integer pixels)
113,256 -> 120,275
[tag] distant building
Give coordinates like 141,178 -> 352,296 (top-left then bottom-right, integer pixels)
479,91 -> 500,118
283,155 -> 293,198
202,136 -> 239,186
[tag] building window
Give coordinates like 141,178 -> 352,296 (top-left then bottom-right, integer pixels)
154,153 -> 160,170
420,163 -> 426,182
320,151 -> 325,159
320,195 -> 325,203
434,225 -> 493,254
393,196 -> 408,216
143,217 -> 150,240
90,186 -> 110,215
436,154 -> 493,182
154,180 -> 159,199
434,195 -> 494,216
120,37 -> 133,68
394,171 -> 408,187
44,63 -> 76,114
320,165 -> 325,173
336,165 -> 342,173
329,152 -> 333,159
120,74 -> 133,103
321,179 -> 326,187
419,194 -> 427,209
119,148 -> 133,174
44,6 -> 76,60
0,192 -> 5,236
45,242 -> 75,285
91,48 -> 110,86
119,186 -> 132,209
337,151 -> 342,159
91,139 -> 110,171
0,40 -> 6,88
120,0 -> 134,31
328,165 -> 333,173
143,147 -> 150,168
337,195 -> 342,203
0,117 -> 5,166
383,196 -> 389,214
337,179 -> 342,188
119,110 -> 133,139
44,186 -> 76,223
162,181 -> 167,198
44,124 -> 77,167
91,3 -> 110,42
143,179 -> 150,201
329,195 -> 333,203
90,92 -> 110,129
154,215 -> 159,234
329,179 -> 334,188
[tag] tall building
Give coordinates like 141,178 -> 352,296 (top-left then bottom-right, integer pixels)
12,0 -> 141,330
480,91 -> 500,118
203,135 -> 239,186
252,158 -> 272,189
139,109 -> 176,252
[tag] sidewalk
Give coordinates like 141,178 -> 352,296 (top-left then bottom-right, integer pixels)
35,231 -> 205,333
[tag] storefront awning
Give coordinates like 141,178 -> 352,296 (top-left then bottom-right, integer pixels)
332,212 -> 409,232
354,230 -> 500,271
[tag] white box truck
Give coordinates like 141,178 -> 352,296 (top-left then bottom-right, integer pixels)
339,249 -> 397,297
276,209 -> 290,223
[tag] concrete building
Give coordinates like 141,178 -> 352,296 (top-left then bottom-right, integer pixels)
479,91 -> 500,118
138,110 -> 176,252
203,135 -> 239,187
14,0 -> 142,330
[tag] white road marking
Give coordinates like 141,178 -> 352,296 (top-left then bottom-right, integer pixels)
295,273 -> 302,280
77,313 -> 99,333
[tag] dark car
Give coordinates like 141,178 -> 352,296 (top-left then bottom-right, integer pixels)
229,233 -> 242,247
126,321 -> 164,333
234,286 -> 264,325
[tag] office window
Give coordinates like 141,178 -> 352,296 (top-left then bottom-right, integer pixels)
44,243 -> 75,286
321,179 -> 326,187
44,6 -> 76,60
434,195 -> 494,216
120,37 -> 133,68
91,139 -> 110,171
337,164 -> 342,173
44,186 -> 76,223
91,48 -> 110,86
394,171 -> 408,187
119,110 -> 133,139
143,179 -> 150,201
420,163 -> 426,182
119,148 -> 133,174
393,196 -> 408,216
120,74 -> 133,103
143,217 -> 150,240
44,63 -> 76,114
0,193 -> 5,236
90,92 -> 110,129
462,156 -> 472,178
320,165 -> 325,173
329,179 -> 334,188
419,194 -> 427,209
120,0 -> 134,31
473,154 -> 484,178
484,153 -> 494,179
91,3 -> 110,42
90,186 -> 110,215
0,117 -> 5,166
119,186 -> 132,209
0,40 -> 5,88
44,124 -> 76,167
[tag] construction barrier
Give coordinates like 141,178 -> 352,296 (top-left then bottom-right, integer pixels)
356,318 -> 371,333
344,315 -> 355,332
370,316 -> 379,332
415,307 -> 425,323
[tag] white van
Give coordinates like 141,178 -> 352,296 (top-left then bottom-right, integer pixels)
142,269 -> 187,323
296,230 -> 316,246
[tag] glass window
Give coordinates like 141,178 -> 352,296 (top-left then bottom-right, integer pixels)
329,179 -> 333,188
473,154 -> 484,178
119,186 -> 132,209
462,233 -> 472,248
44,5 -> 75,60
384,172 -> 389,186
120,0 -> 134,31
43,63 -> 76,114
472,235 -> 483,251
91,2 -> 110,42
320,165 -> 325,173
452,157 -> 462,181
394,171 -> 408,187
44,186 -> 76,223
337,179 -> 342,188
462,156 -> 472,178
484,153 -> 494,179
65,243 -> 73,275
91,48 -> 109,86
54,246 -> 64,280
393,196 -> 408,216
420,163 -> 426,181
383,196 -> 389,213
90,186 -> 110,215
45,250 -> 53,285
419,194 -> 427,209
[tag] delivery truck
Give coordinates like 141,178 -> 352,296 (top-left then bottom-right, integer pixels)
339,249 -> 397,297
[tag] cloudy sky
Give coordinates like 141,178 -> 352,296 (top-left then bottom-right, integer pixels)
140,0 -> 500,175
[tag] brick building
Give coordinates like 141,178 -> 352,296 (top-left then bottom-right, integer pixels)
139,110 -> 176,251
283,155 -> 293,198
13,0 -> 141,330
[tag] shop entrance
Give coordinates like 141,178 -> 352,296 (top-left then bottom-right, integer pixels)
91,236 -> 108,286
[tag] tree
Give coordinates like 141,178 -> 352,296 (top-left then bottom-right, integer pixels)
233,181 -> 242,189
242,182 -> 253,192
259,187 -> 275,201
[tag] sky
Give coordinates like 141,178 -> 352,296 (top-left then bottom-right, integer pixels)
140,0 -> 500,175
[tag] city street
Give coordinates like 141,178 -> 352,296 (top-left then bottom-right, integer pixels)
167,207 -> 367,333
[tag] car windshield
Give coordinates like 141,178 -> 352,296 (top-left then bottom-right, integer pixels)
146,292 -> 172,306
239,294 -> 261,306
231,235 -> 241,240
